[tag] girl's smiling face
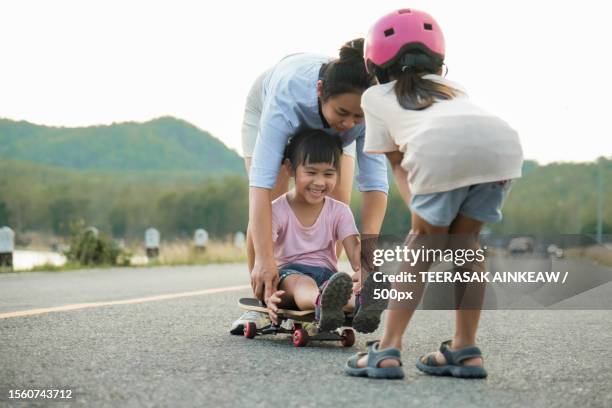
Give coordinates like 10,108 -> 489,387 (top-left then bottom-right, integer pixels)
317,82 -> 365,132
291,160 -> 338,204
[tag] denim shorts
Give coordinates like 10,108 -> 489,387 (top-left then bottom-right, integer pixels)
278,263 -> 335,288
410,180 -> 513,227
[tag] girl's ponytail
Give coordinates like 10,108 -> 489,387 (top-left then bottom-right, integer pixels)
389,52 -> 457,110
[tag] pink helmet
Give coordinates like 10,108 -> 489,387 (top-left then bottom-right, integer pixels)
365,9 -> 445,80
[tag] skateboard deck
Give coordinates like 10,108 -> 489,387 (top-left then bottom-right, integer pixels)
238,297 -> 315,320
237,297 -> 355,347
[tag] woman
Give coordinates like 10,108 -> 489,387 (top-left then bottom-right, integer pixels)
231,39 -> 389,334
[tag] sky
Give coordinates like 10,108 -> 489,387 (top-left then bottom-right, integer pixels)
1,0 -> 611,164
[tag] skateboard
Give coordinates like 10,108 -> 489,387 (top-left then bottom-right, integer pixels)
238,298 -> 355,347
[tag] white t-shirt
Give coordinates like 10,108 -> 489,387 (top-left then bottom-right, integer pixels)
362,75 -> 523,195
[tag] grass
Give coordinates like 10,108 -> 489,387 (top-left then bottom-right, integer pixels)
21,263 -> 89,273
137,241 -> 247,266
0,241 -> 247,273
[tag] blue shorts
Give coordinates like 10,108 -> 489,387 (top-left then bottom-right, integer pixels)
278,263 -> 335,288
410,180 -> 513,227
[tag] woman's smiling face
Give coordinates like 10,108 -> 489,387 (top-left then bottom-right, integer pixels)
317,82 -> 364,132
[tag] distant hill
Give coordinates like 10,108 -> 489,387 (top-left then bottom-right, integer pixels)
0,117 -> 244,177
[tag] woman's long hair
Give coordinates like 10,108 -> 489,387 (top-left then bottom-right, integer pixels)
319,38 -> 376,101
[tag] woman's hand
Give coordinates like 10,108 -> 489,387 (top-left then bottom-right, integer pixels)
248,187 -> 278,302
251,256 -> 279,304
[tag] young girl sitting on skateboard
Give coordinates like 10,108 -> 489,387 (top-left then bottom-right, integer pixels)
265,128 -> 387,333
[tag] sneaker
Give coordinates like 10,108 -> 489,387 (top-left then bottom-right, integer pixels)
316,272 -> 353,332
229,310 -> 271,335
352,272 -> 390,333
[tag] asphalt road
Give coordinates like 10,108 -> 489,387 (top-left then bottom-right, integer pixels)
1,262 -> 611,407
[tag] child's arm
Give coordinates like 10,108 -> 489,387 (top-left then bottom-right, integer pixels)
342,234 -> 362,294
386,151 -> 412,207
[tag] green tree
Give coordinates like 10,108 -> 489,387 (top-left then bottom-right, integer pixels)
49,198 -> 89,236
0,201 -> 11,225
109,208 -> 128,238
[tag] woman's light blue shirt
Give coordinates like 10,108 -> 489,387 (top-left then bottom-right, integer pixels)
249,53 -> 388,193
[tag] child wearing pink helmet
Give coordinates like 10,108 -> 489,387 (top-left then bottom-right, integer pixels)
345,9 -> 523,379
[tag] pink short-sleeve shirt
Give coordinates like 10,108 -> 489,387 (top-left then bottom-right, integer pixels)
271,194 -> 359,271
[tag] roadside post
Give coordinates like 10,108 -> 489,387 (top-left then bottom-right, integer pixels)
145,228 -> 160,259
0,226 -> 15,269
194,229 -> 209,253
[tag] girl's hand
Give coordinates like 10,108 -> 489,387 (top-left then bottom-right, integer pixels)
266,290 -> 285,325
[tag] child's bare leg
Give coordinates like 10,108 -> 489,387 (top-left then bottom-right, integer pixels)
450,214 -> 486,367
419,214 -> 486,368
279,274 -> 319,311
358,218 -> 449,368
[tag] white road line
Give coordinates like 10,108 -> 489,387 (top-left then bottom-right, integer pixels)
0,284 -> 251,319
